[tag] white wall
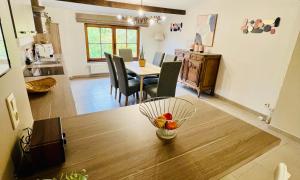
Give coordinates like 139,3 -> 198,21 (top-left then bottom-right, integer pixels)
0,0 -> 34,178
44,5 -> 162,77
160,0 -> 300,115
271,32 -> 300,138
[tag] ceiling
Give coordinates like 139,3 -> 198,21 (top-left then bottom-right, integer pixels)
41,0 -> 192,16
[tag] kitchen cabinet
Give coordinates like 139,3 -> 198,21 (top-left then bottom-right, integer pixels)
8,0 -> 36,39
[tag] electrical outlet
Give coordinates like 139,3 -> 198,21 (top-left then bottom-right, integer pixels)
6,93 -> 20,130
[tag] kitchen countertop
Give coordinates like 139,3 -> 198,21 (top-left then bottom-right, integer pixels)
24,56 -> 77,120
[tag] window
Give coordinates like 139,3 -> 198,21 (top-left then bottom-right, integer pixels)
85,24 -> 140,62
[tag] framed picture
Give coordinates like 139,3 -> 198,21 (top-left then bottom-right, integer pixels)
0,18 -> 11,77
196,14 -> 218,47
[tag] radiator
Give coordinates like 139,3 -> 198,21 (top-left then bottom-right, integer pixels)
89,63 -> 109,74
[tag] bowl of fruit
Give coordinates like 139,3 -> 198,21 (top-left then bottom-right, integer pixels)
139,97 -> 196,140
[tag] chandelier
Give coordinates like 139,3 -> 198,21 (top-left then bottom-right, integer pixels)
116,0 -> 166,26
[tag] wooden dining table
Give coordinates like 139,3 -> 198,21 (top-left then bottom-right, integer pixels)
125,61 -> 161,103
27,95 -> 280,180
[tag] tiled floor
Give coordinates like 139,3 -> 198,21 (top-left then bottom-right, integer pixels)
70,77 -> 300,180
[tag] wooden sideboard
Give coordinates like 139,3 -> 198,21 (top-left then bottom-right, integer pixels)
175,49 -> 221,97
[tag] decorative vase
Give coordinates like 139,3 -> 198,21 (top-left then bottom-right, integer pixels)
139,46 -> 146,67
139,59 -> 146,67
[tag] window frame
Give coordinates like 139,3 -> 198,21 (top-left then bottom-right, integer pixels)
84,24 -> 140,62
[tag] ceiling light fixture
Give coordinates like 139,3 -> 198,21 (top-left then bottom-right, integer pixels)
138,0 -> 144,17
116,0 -> 166,26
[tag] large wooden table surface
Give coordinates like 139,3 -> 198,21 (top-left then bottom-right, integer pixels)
31,95 -> 280,180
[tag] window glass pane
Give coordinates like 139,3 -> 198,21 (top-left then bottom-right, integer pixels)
87,27 -> 100,43
101,44 -> 113,58
116,44 -> 127,55
89,44 -> 101,58
127,30 -> 137,43
100,28 -> 112,43
127,44 -> 137,57
116,29 -> 126,43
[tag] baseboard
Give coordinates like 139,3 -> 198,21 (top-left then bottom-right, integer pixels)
269,125 -> 300,143
214,93 -> 267,119
69,73 -> 109,80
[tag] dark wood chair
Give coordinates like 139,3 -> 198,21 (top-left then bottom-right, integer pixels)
104,52 -> 133,99
113,55 -> 140,106
144,61 -> 182,98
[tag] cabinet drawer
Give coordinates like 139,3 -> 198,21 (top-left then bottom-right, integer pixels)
190,54 -> 204,61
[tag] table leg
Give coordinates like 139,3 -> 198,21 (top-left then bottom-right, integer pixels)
139,76 -> 144,103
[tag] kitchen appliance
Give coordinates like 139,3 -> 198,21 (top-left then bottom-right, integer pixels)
34,43 -> 54,58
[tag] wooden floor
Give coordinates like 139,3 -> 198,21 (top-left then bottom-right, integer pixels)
27,95 -> 280,180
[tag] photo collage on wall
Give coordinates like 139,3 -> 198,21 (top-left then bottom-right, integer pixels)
170,23 -> 183,32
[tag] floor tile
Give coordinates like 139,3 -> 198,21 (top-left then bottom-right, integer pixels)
236,163 -> 274,180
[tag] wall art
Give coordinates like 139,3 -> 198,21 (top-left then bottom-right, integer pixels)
196,14 -> 218,47
170,23 -> 183,32
241,17 -> 281,35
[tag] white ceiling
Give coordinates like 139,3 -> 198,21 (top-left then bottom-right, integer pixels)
41,0 -> 191,16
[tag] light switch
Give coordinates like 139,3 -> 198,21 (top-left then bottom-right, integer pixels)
6,93 -> 20,130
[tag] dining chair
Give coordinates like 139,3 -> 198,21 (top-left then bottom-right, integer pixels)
104,53 -> 119,99
119,48 -> 133,62
143,52 -> 165,83
113,55 -> 140,106
162,54 -> 178,63
152,52 -> 165,67
119,48 -> 137,77
144,61 -> 182,98
104,53 -> 133,99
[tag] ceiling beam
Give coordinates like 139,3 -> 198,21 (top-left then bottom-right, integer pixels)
57,0 -> 186,15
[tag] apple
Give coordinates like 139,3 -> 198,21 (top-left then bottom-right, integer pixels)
165,120 -> 177,130
162,113 -> 173,120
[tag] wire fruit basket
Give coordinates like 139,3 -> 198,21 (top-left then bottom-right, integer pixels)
139,97 -> 196,139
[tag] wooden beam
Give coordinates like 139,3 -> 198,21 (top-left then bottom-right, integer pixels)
57,0 -> 186,15
75,13 -> 149,27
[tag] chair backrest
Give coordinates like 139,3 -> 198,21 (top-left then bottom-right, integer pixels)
163,54 -> 177,63
152,52 -> 165,67
104,52 -> 118,88
157,61 -> 182,97
113,56 -> 129,95
119,49 -> 133,62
